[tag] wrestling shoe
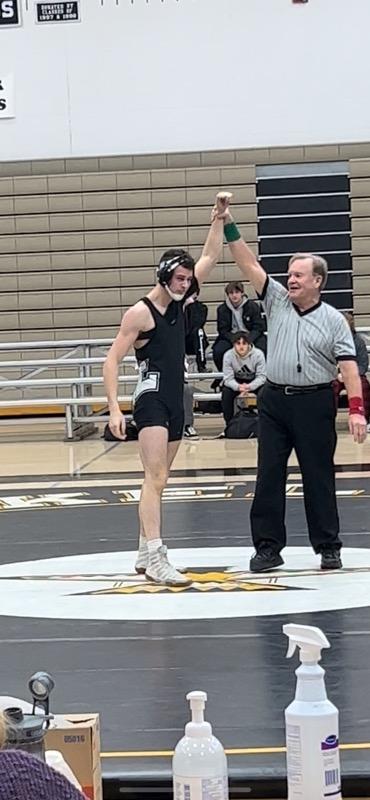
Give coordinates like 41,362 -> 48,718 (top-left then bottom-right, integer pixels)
145,545 -> 192,587
135,542 -> 187,575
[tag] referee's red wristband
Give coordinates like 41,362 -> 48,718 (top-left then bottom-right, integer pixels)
348,396 -> 365,416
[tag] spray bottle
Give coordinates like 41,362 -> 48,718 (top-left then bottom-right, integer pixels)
173,691 -> 228,800
283,623 -> 341,800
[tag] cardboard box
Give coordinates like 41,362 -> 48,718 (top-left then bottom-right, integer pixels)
45,713 -> 102,800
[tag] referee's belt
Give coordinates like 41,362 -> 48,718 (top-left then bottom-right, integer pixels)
266,380 -> 332,396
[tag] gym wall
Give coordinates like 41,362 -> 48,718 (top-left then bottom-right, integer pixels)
1,0 -> 370,161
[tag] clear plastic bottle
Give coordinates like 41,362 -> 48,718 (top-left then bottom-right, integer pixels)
173,691 -> 228,800
283,623 -> 341,800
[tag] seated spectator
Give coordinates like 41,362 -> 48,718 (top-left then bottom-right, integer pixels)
0,711 -> 87,799
184,279 -> 209,372
183,281 -> 208,438
0,749 -> 87,799
221,331 -> 266,426
332,311 -> 370,427
212,281 -> 266,372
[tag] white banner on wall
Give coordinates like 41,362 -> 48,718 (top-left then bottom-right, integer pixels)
0,74 -> 15,118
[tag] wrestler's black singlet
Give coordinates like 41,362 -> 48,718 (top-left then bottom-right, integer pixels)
133,297 -> 185,441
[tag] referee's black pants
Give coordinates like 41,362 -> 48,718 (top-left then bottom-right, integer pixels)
251,383 -> 341,554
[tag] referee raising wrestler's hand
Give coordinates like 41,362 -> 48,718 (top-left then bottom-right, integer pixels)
223,212 -> 367,574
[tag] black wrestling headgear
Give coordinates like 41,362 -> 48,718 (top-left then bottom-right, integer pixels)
156,249 -> 195,286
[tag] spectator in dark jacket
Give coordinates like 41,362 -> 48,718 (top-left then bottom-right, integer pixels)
182,280 -> 209,438
184,279 -> 209,371
212,281 -> 266,371
333,311 -> 370,423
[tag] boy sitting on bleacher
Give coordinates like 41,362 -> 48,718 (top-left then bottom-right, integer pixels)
221,331 -> 266,427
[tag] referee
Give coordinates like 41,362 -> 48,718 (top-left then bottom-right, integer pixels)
223,214 -> 367,573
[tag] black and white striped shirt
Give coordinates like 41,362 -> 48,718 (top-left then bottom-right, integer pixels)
261,277 -> 356,385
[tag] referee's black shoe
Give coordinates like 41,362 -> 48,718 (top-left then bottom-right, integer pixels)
320,547 -> 342,571
249,547 -> 284,573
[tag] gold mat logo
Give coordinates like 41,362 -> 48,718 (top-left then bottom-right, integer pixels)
82,568 -> 289,596
1,547 -> 370,621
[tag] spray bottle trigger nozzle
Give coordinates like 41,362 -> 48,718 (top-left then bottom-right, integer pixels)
286,639 -> 297,659
283,623 -> 330,664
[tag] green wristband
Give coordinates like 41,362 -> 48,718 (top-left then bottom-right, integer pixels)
224,222 -> 241,242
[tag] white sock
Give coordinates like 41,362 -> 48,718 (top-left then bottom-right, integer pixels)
138,534 -> 147,552
147,538 -> 162,554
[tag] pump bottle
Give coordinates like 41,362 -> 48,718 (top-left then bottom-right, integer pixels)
283,623 -> 341,800
173,691 -> 228,800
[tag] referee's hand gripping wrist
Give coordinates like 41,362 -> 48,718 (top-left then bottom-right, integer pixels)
211,191 -> 233,221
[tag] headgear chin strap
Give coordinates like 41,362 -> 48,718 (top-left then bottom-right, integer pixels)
164,284 -> 187,302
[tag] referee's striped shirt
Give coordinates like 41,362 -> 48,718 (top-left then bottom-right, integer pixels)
260,277 -> 356,386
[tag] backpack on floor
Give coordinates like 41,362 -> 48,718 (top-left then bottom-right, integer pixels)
196,398 -> 223,414
225,409 -> 259,439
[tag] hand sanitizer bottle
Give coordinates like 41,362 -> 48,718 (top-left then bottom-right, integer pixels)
173,691 -> 228,800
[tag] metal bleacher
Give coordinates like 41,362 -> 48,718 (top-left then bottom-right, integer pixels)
0,336 -> 226,439
0,329 -> 368,440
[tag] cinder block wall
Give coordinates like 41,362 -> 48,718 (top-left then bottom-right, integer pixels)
0,141 -> 369,404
